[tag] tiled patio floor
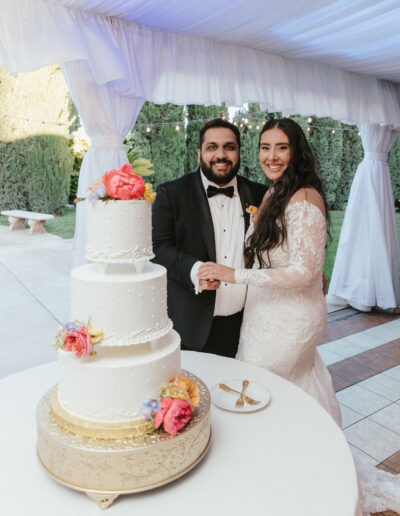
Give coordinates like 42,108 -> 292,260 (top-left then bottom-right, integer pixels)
321,309 -> 400,516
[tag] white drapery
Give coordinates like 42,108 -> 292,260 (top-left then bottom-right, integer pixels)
1,0 -> 400,127
327,124 -> 400,311
62,60 -> 144,265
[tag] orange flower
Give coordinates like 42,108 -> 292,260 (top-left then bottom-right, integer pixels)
171,375 -> 200,408
246,205 -> 258,222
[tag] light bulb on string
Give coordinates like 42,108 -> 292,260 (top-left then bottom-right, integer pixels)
308,117 -> 312,123
307,127 -> 311,132
331,129 -> 335,134
146,126 -> 151,133
175,125 -> 180,131
248,124 -> 252,129
256,125 -> 260,130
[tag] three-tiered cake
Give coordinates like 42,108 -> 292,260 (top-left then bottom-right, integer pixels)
37,188 -> 210,508
54,200 -> 181,436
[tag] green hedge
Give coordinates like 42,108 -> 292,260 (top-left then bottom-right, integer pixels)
0,134 -> 73,214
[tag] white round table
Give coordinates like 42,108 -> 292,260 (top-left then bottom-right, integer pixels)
0,352 -> 362,516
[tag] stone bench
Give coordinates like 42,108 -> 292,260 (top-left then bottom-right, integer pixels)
1,210 -> 54,234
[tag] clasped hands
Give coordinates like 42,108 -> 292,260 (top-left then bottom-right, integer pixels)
197,262 -> 236,290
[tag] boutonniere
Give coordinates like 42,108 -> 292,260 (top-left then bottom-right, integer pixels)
246,205 -> 258,222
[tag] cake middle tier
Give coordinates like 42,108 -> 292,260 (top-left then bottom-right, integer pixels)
71,262 -> 172,346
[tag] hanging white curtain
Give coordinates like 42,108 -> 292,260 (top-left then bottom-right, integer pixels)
1,0 -> 400,128
327,124 -> 400,311
62,60 -> 144,265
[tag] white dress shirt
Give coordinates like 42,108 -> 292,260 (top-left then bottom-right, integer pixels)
190,171 -> 247,316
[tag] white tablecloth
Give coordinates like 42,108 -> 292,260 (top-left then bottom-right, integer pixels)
0,352 -> 362,516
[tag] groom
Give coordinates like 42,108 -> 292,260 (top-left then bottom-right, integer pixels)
152,119 -> 267,357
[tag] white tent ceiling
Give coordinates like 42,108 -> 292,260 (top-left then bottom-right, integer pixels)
2,0 -> 400,126
48,0 -> 400,83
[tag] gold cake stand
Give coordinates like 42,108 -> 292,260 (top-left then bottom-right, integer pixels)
37,371 -> 211,509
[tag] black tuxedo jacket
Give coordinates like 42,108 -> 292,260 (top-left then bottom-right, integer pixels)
152,169 -> 268,351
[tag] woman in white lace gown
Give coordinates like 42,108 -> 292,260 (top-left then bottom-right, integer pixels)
199,119 -> 400,516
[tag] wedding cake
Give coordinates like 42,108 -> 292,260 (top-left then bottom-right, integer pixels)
53,198 -> 182,435
37,164 -> 210,507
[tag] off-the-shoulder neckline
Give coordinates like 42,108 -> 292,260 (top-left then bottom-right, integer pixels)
286,199 -> 326,221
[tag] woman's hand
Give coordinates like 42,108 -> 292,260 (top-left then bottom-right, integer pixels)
198,262 -> 236,284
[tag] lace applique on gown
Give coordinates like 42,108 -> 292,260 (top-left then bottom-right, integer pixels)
236,201 -> 341,423
235,200 -> 400,516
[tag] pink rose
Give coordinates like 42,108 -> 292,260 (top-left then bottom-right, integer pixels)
102,163 -> 145,200
63,326 -> 92,358
154,397 -> 192,436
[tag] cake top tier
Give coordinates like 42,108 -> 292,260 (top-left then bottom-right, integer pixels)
86,199 -> 154,264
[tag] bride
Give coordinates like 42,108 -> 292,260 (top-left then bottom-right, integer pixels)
198,118 -> 400,516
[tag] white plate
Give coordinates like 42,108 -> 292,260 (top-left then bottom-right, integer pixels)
210,379 -> 271,413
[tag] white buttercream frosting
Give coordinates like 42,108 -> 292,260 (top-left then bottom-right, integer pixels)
58,331 -> 181,422
71,262 -> 171,346
86,199 -> 154,264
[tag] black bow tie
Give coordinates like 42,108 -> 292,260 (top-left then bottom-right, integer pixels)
207,185 -> 234,198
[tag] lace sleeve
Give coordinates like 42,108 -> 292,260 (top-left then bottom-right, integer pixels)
235,201 -> 326,289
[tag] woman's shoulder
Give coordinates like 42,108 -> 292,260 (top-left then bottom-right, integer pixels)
287,188 -> 326,218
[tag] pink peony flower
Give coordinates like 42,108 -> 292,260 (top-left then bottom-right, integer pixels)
63,325 -> 92,358
102,163 -> 145,200
154,397 -> 192,436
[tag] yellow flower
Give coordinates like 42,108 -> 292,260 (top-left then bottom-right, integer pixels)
143,183 -> 157,203
161,384 -> 188,402
86,324 -> 104,345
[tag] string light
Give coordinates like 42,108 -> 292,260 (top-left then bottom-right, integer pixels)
3,110 -> 363,136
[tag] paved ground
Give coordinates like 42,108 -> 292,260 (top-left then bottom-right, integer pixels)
0,226 -> 72,377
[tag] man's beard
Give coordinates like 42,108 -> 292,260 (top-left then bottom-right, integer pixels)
199,156 -> 240,186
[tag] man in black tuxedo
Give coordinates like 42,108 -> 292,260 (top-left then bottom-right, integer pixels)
152,119 -> 267,357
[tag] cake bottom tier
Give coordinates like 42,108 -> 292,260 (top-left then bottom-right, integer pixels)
37,372 -> 211,507
58,330 -> 180,426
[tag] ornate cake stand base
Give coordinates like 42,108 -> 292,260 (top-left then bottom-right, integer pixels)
36,372 -> 211,509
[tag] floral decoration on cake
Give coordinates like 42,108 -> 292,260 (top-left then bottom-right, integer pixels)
77,151 -> 156,203
54,321 -> 103,358
141,375 -> 200,436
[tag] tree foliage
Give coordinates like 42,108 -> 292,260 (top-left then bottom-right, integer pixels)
0,65 -> 74,213
125,102 -> 186,187
389,135 -> 400,202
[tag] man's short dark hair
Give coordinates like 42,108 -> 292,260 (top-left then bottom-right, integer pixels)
199,119 -> 241,149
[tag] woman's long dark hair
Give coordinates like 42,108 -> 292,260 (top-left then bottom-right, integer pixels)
244,118 -> 329,269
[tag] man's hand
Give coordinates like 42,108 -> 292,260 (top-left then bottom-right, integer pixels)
199,279 -> 221,291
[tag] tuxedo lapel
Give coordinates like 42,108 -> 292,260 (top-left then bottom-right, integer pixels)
237,176 -> 253,233
191,170 -> 216,262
